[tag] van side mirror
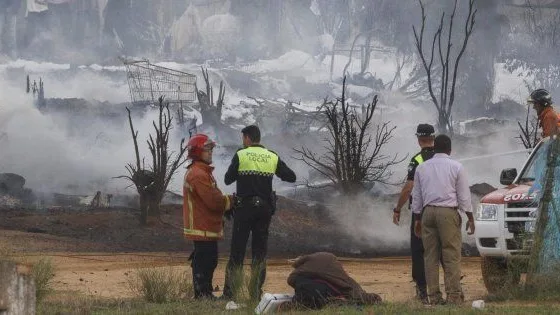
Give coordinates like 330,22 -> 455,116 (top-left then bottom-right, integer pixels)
500,168 -> 517,185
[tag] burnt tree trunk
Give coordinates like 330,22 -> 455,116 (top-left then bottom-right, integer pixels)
412,0 -> 476,135
196,67 -> 225,127
139,192 -> 148,225
120,97 -> 187,226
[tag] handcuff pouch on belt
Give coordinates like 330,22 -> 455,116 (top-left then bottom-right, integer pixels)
236,191 -> 278,215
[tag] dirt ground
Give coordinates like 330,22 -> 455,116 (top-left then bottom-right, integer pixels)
0,202 -> 487,304
3,231 -> 486,303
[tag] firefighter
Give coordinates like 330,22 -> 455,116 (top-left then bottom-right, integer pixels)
528,88 -> 559,138
392,123 -> 435,304
222,125 -> 296,300
183,134 -> 234,299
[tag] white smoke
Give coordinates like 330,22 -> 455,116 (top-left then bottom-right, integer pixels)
0,69 -> 191,195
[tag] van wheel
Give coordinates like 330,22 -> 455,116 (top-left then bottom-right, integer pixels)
481,256 -> 521,294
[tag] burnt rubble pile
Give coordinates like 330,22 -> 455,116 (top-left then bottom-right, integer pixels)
0,173 -> 34,208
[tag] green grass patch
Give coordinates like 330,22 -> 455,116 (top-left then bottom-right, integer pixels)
487,283 -> 560,302
226,263 -> 266,303
487,269 -> 560,302
37,294 -> 560,315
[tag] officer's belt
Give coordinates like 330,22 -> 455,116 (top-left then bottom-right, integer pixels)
237,195 -> 267,207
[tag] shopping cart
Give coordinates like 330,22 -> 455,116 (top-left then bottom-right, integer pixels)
121,58 -> 197,106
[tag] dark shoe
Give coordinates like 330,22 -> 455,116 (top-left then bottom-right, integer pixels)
429,293 -> 446,306
194,293 -> 218,300
416,286 -> 429,305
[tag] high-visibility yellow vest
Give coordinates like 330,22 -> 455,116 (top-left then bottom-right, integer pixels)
414,154 -> 424,165
237,146 -> 279,176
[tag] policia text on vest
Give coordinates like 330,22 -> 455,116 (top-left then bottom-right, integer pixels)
237,147 -> 279,177
225,145 -> 293,202
244,151 -> 274,163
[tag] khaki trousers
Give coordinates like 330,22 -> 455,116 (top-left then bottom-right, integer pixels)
421,206 -> 463,300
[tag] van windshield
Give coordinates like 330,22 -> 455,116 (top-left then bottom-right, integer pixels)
517,141 -> 547,184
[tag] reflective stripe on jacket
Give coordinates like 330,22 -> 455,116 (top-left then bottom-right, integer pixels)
183,161 -> 231,241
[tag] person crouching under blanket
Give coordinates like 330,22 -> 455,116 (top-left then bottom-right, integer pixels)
287,252 -> 382,309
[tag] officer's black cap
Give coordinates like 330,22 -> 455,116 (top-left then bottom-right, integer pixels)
416,124 -> 435,137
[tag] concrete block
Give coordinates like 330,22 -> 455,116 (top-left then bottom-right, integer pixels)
0,261 -> 35,315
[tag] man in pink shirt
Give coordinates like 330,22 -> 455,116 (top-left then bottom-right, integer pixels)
411,134 -> 475,305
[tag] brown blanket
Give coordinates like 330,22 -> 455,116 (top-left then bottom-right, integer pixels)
287,252 -> 381,304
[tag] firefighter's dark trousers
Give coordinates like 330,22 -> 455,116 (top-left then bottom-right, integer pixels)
191,240 -> 218,299
411,217 -> 427,290
223,199 -> 272,300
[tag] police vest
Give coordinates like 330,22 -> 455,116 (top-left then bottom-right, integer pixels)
408,152 -> 429,207
414,154 -> 425,165
237,146 -> 279,176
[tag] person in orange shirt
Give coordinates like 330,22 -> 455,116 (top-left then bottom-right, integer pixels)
528,88 -> 558,138
183,134 -> 234,299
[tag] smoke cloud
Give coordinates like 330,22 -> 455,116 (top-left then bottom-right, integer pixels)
0,0 -> 544,255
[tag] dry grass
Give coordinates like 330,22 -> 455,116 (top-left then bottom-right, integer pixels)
0,242 -> 15,262
32,258 -> 55,303
486,263 -> 560,302
128,267 -> 193,303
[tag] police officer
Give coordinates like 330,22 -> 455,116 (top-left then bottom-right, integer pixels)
222,125 -> 296,300
392,123 -> 435,304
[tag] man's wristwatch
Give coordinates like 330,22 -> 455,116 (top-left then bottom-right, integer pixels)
393,207 -> 400,213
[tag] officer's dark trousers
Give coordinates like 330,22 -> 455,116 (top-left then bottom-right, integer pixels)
223,200 -> 272,300
191,240 -> 218,298
411,218 -> 426,290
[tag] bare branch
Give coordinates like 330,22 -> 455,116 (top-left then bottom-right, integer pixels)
413,0 -> 476,134
293,76 -> 402,194
413,0 -> 442,112
517,103 -> 540,149
126,107 -> 141,172
448,0 -> 476,133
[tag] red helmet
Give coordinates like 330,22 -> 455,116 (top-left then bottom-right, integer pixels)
187,134 -> 215,160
